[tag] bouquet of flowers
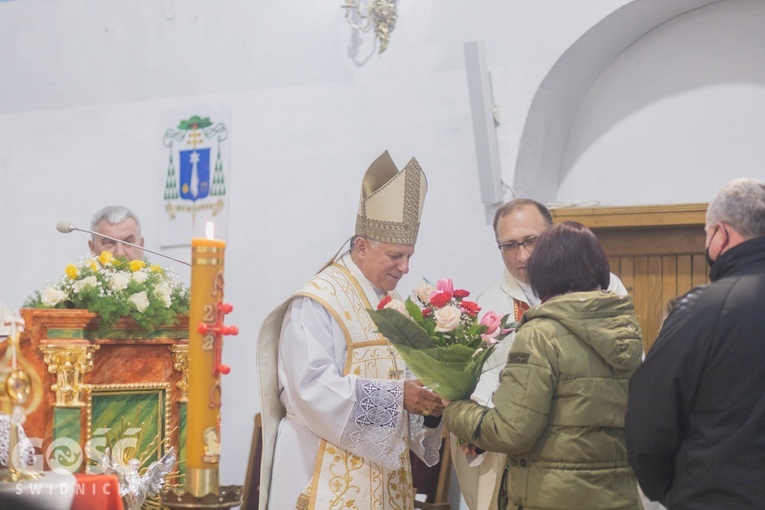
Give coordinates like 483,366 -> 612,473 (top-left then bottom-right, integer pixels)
367,278 -> 515,400
24,251 -> 189,333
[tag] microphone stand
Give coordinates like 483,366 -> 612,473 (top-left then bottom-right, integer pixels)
56,221 -> 191,267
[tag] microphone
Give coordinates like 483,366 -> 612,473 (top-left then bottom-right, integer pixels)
57,221 -> 191,267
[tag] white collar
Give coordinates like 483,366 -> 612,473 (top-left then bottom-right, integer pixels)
499,269 -> 541,306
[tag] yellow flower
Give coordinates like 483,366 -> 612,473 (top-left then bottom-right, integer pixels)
98,251 -> 114,265
149,264 -> 164,275
128,260 -> 147,272
87,259 -> 99,272
65,264 -> 79,280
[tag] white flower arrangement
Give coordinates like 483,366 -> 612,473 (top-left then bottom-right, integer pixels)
25,251 -> 189,333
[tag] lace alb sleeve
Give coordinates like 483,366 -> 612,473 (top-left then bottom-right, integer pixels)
0,415 -> 35,468
337,378 -> 408,470
408,413 -> 443,467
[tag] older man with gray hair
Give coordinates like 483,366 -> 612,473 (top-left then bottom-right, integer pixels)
88,205 -> 145,260
257,151 -> 443,510
626,178 -> 765,509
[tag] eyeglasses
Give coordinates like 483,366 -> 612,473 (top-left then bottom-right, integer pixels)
498,236 -> 538,254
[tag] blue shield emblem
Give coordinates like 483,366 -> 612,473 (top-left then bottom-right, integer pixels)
179,148 -> 211,201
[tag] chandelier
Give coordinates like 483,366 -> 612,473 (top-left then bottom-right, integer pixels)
341,0 -> 398,53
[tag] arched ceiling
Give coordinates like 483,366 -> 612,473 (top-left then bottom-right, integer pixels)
513,0 -> 723,203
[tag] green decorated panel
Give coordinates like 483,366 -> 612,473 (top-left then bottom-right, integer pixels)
179,402 -> 187,480
88,384 -> 168,472
53,407 -> 80,442
82,325 -> 188,340
46,328 -> 85,339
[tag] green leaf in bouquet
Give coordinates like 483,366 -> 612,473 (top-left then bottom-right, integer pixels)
465,323 -> 487,337
473,346 -> 495,367
423,318 -> 436,336
395,343 -> 498,400
465,336 -> 483,350
367,308 -> 436,349
499,317 -> 519,337
404,298 -> 423,322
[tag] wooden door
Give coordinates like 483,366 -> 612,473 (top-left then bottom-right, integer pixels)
551,204 -> 708,353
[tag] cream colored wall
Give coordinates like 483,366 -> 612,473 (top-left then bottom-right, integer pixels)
1,1 -> 762,506
556,0 -> 765,205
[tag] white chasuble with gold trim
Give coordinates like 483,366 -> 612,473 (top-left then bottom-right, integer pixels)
263,252 -> 441,510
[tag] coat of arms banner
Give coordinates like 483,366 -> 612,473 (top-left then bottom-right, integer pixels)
161,104 -> 231,247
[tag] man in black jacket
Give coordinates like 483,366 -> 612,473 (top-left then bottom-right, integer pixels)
626,178 -> 765,509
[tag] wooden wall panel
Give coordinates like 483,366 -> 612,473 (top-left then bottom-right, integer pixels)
692,254 -> 709,288
620,257 -> 635,295
646,256 -> 663,344
661,256 -> 678,311
608,256 -> 621,278
677,256 -> 692,294
633,256 -> 649,347
552,204 -> 708,354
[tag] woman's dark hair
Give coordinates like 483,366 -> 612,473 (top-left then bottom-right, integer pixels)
527,221 -> 610,300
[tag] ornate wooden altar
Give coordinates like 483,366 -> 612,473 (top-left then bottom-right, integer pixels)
16,309 -> 189,475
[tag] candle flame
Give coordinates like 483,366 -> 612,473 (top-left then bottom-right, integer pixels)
206,221 -> 215,240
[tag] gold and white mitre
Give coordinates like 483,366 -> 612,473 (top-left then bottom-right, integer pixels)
355,150 -> 428,245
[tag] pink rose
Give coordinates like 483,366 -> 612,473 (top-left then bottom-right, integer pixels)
479,311 -> 501,335
436,278 -> 454,295
481,330 -> 500,346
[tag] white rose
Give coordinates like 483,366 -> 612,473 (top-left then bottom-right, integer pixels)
72,276 -> 97,294
413,282 -> 436,303
109,271 -> 131,291
131,270 -> 149,284
154,282 -> 172,308
128,291 -> 150,313
41,287 -> 68,307
383,298 -> 409,317
434,305 -> 462,332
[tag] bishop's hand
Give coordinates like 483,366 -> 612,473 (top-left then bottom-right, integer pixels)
403,379 -> 445,417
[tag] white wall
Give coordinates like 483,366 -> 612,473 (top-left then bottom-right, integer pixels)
1,0 -> 762,506
558,0 -> 765,205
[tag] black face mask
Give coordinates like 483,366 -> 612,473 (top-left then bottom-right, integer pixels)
705,225 -> 729,274
705,226 -> 719,270
705,245 -> 716,269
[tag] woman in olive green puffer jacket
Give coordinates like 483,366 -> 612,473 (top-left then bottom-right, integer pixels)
443,222 -> 644,510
